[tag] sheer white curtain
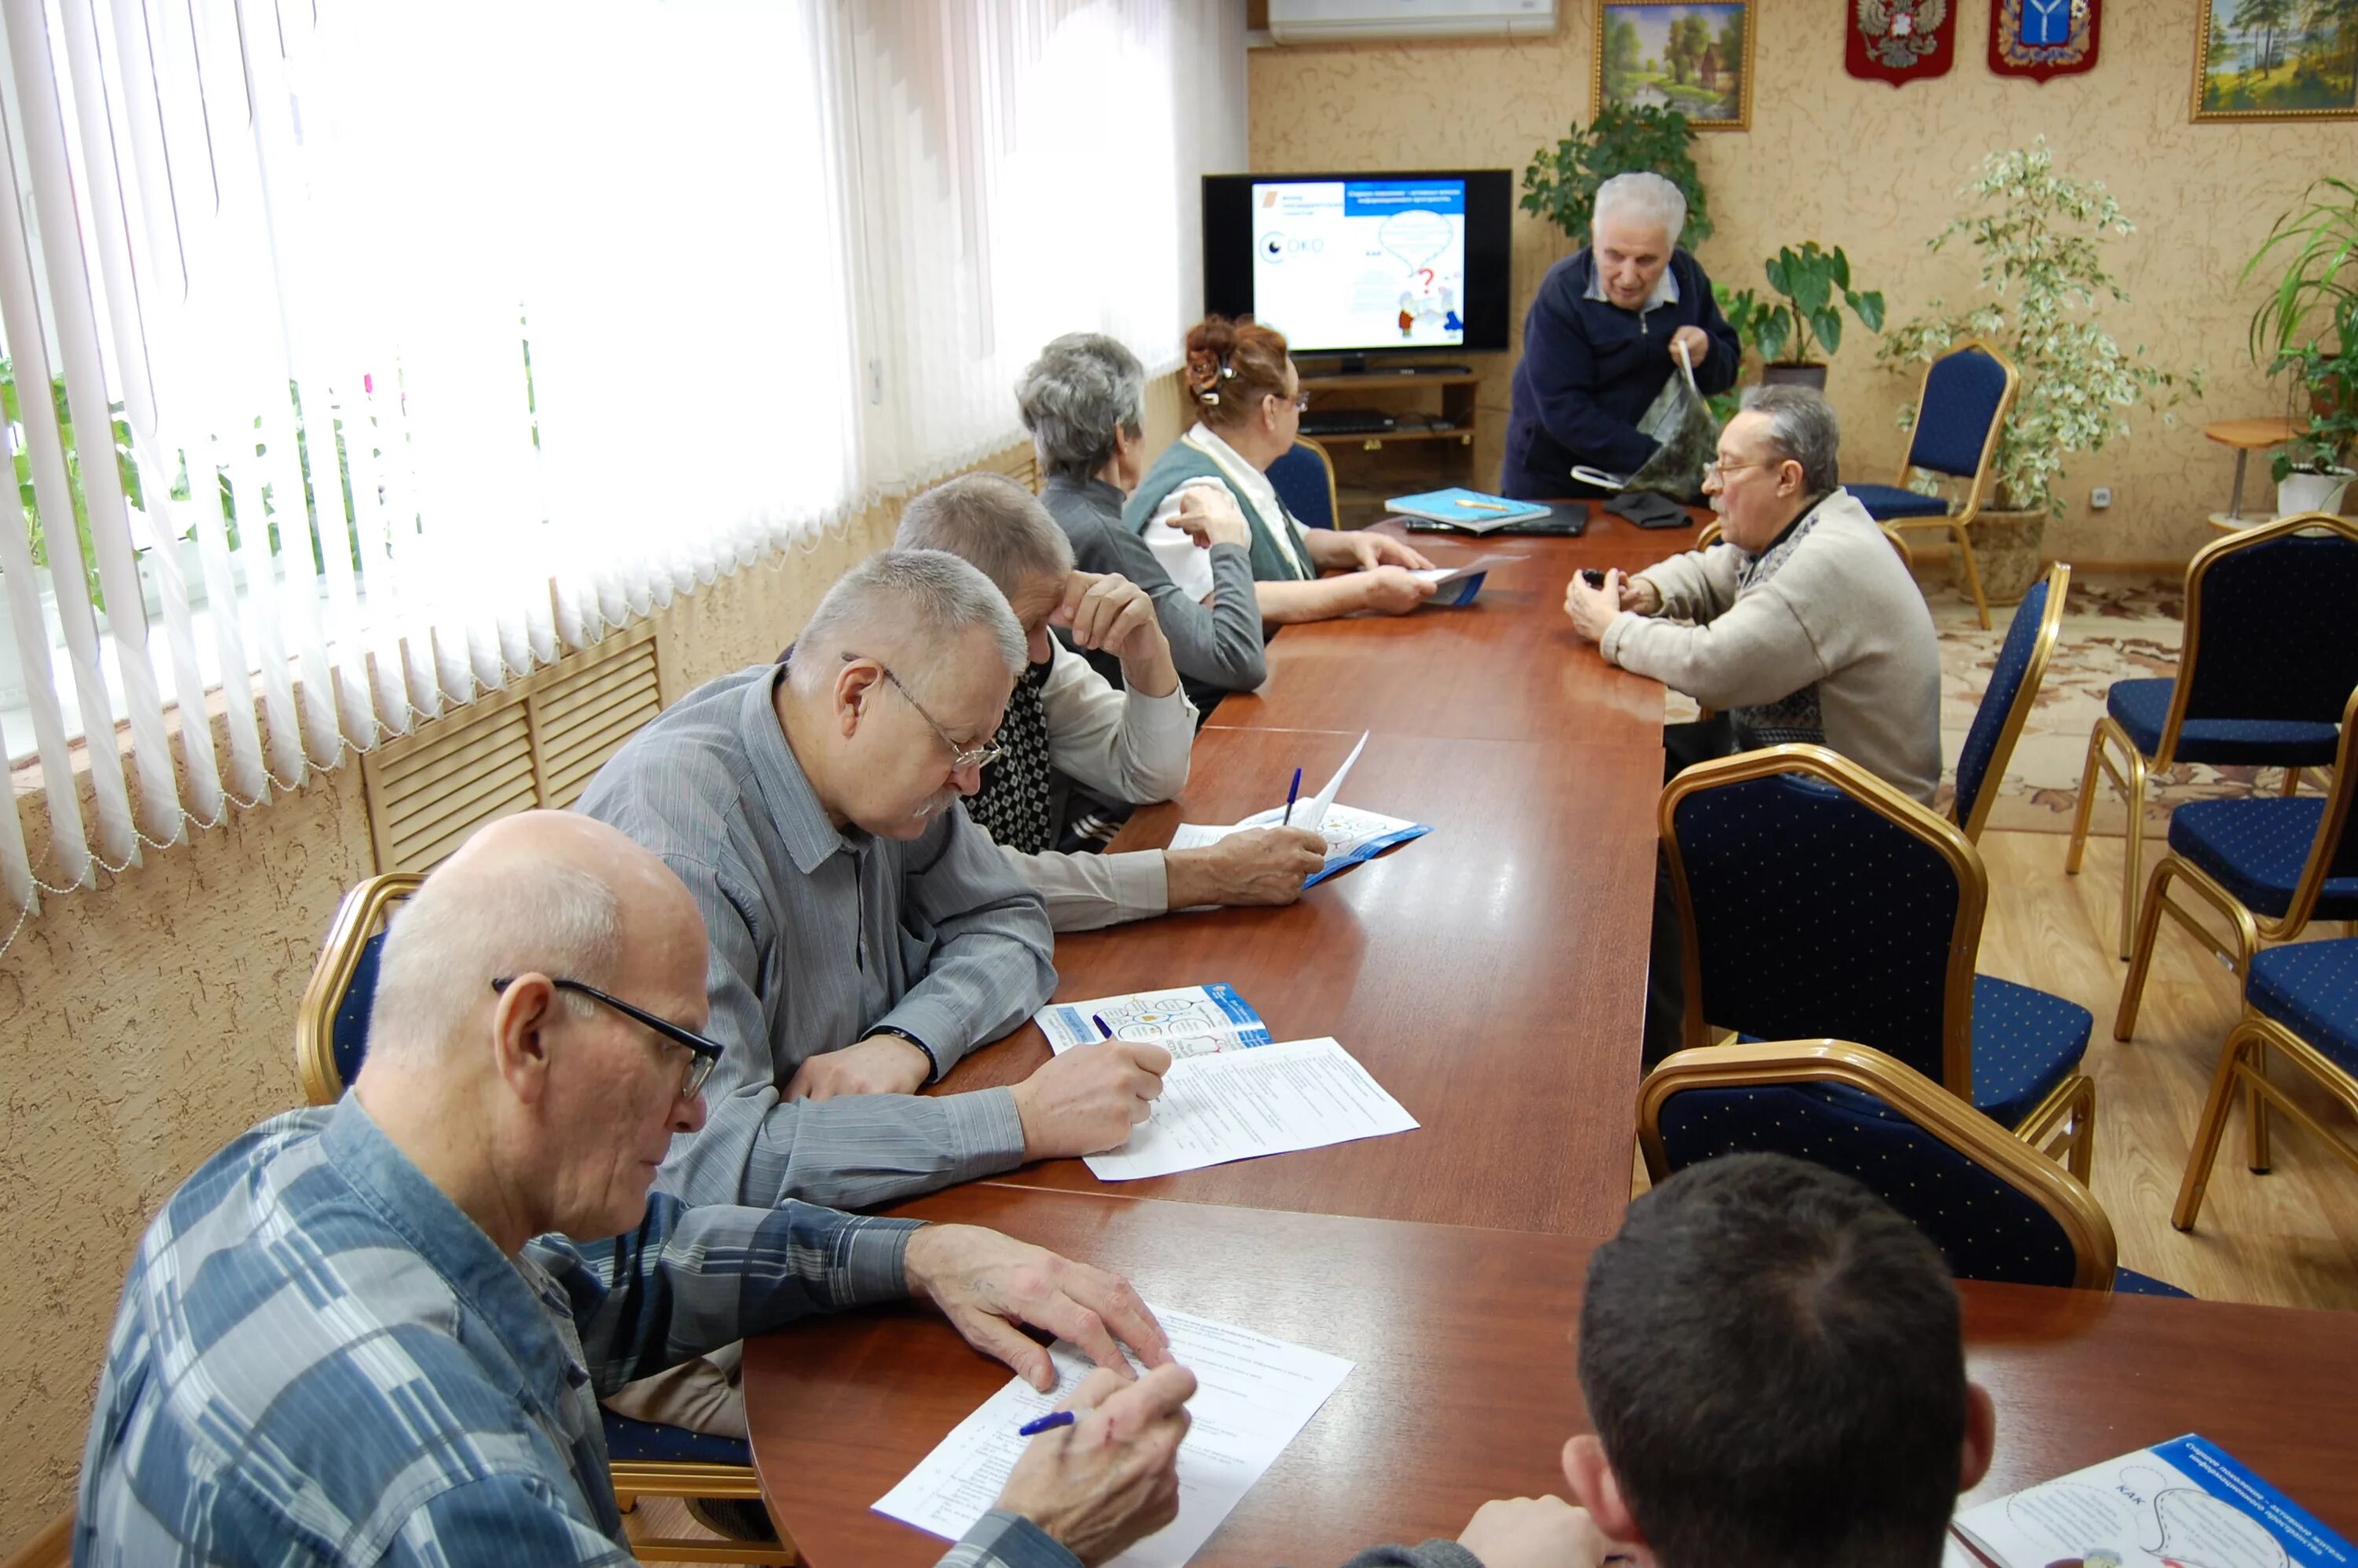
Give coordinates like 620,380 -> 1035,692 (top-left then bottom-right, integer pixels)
0,0 -> 1243,946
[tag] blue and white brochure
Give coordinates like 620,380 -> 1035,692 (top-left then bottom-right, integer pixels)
1036,983 -> 1275,1059
1953,1434 -> 2354,1568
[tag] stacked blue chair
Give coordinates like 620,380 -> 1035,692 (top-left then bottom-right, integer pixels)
2065,513 -> 2358,960
1641,1039 -> 2187,1294
1845,338 -> 2020,630
2117,685 -> 2358,1046
1662,745 -> 2095,1177
1266,437 -> 1340,530
295,874 -> 794,1566
1950,563 -> 2070,843
2174,938 -> 2358,1232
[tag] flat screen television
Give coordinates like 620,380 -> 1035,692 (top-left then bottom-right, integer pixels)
1201,170 -> 1511,367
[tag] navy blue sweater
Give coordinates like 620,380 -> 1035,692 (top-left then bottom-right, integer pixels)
1500,248 -> 1740,499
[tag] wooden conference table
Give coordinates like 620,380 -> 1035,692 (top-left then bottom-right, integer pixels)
746,1188 -> 2358,1567
931,516 -> 1695,1237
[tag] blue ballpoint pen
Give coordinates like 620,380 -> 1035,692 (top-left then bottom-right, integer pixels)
1016,1409 -> 1077,1437
1281,766 -> 1303,826
1091,1014 -> 1116,1041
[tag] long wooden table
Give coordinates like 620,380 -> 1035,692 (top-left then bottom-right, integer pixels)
933,520 -> 1693,1236
746,1188 -> 2358,1568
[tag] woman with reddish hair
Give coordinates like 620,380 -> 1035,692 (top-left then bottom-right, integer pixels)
1122,316 -> 1436,626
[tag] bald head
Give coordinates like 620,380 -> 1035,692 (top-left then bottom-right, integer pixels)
365,811 -> 703,1069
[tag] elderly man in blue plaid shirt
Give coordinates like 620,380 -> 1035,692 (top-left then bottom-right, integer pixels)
75,810 -> 1195,1568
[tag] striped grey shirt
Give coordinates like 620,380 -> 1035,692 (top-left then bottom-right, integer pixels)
576,663 -> 1056,1210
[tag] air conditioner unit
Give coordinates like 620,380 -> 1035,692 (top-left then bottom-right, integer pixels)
1266,0 -> 1556,44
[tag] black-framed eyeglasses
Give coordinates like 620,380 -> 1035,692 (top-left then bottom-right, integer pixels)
848,652 -> 1005,770
490,975 -> 723,1098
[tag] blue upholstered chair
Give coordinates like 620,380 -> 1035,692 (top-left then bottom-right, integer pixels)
1950,563 -> 2070,843
2065,513 -> 2358,960
1640,1040 -> 2186,1294
1845,338 -> 2021,631
1662,745 -> 2096,1177
2173,938 -> 2358,1232
1267,436 -> 1339,530
294,875 -> 794,1566
2116,687 -> 2358,1052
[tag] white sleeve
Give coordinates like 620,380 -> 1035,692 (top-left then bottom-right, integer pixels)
1139,481 -> 1224,603
999,844 -> 1170,931
1038,641 -> 1193,804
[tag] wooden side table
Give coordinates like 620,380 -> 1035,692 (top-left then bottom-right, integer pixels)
2204,416 -> 2299,526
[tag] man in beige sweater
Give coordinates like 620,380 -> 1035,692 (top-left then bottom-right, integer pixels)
1563,385 -> 1941,804
1563,385 -> 1942,1064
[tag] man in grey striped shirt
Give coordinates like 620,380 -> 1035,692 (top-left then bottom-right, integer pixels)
76,811 -> 1194,1567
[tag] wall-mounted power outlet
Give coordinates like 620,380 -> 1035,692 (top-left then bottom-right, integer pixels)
2090,486 -> 2114,509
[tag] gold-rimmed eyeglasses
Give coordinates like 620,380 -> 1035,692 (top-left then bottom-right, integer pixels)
1702,457 -> 1776,484
850,653 -> 1005,770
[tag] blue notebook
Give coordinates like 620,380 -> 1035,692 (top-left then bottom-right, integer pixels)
1385,487 -> 1552,533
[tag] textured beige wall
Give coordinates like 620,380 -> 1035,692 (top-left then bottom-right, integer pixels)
0,508 -> 901,1549
1248,2 -> 2353,562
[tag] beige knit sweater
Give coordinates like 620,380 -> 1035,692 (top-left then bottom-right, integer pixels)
1600,487 -> 1943,805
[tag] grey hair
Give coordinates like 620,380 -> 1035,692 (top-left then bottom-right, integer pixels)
1017,333 -> 1147,483
367,858 -> 621,1065
789,545 -> 1027,697
1593,171 -> 1688,248
1740,384 -> 1843,496
893,472 -> 1075,606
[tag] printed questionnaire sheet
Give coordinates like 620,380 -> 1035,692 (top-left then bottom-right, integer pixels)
1085,1035 -> 1417,1181
873,1309 -> 1354,1568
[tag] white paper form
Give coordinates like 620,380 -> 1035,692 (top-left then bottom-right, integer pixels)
1167,802 -> 1429,887
873,1309 -> 1354,1568
1407,552 -> 1522,589
1084,1036 -> 1417,1181
1300,730 -> 1367,833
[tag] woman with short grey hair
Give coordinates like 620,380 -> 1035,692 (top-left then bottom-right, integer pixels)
1017,332 -> 1269,713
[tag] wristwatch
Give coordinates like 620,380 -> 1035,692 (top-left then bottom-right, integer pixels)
865,1024 -> 941,1082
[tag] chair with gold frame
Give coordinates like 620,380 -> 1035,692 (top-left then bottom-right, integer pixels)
1843,338 -> 2022,631
2173,937 -> 2358,1232
2115,685 -> 2358,1054
2064,512 -> 2358,960
1662,745 -> 2096,1177
1639,1039 -> 2184,1294
1949,564 -> 2070,843
1267,435 -> 1341,530
296,874 -> 796,1567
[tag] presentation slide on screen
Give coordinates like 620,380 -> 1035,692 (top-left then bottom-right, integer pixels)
1251,179 -> 1466,351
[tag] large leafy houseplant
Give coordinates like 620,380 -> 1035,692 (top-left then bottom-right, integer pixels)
1721,243 -> 1886,369
2241,176 -> 2357,483
1520,104 -> 1710,248
1877,140 -> 2202,519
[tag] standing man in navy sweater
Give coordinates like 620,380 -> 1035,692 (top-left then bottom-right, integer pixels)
1501,172 -> 1741,500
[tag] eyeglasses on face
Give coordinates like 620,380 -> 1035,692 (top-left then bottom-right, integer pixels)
1703,457 -> 1777,484
490,975 -> 723,1098
846,652 -> 1005,771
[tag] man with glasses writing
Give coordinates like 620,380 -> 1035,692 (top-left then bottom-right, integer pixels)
1561,387 -> 1940,1062
578,549 -> 1169,1458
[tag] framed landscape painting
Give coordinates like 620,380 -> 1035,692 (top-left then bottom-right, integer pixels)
1594,2 -> 1756,131
2193,0 -> 2358,122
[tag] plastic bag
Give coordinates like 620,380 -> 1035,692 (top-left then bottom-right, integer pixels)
1568,341 -> 1721,501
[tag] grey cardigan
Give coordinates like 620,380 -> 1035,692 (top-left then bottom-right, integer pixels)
1041,472 -> 1268,713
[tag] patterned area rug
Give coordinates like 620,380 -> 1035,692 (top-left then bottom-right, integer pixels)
1661,573 -> 2286,835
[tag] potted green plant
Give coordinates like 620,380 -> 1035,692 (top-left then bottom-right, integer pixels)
2242,177 -> 2356,515
1878,140 -> 2202,604
1720,243 -> 1886,391
1521,104 -> 1710,248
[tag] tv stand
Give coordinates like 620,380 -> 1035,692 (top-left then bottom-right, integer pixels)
1296,367 -> 1483,527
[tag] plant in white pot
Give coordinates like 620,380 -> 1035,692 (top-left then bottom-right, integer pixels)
1878,141 -> 2202,603
2244,177 -> 2357,517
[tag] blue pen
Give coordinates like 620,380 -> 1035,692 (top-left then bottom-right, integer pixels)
1280,766 -> 1303,826
1016,1409 -> 1077,1438
1090,1014 -> 1116,1041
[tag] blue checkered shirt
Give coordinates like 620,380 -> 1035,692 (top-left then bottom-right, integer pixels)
73,1098 -> 1082,1568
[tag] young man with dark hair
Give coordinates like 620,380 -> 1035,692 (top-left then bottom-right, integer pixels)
1355,1153 -> 1996,1568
